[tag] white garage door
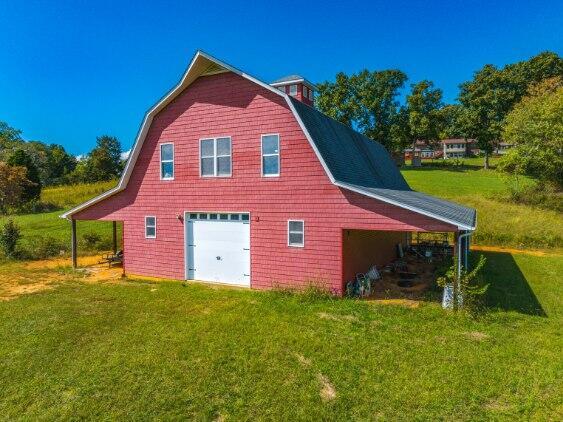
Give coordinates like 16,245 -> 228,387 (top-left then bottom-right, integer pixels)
185,212 -> 250,286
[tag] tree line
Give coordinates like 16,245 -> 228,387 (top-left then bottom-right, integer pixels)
316,51 -> 562,184
0,124 -> 124,212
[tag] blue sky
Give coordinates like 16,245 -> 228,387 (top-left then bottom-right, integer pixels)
1,0 -> 561,155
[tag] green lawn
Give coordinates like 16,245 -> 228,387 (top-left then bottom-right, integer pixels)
0,251 -> 561,419
402,166 -> 562,248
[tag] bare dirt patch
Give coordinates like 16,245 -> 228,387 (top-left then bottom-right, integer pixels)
294,353 -> 312,367
317,373 -> 337,401
464,331 -> 490,341
0,256 -> 124,301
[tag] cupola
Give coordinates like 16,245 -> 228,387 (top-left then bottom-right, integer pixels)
270,75 -> 316,106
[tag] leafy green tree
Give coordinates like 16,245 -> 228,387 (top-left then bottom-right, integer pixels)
0,162 -> 31,212
499,77 -> 563,187
458,52 -> 563,169
316,69 -> 407,151
438,104 -> 467,139
0,121 -> 23,152
394,80 -> 443,152
82,135 -> 123,182
7,149 -> 41,201
46,144 -> 77,184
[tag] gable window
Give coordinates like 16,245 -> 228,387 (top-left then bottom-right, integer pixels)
160,143 -> 174,180
145,216 -> 156,238
261,134 -> 280,176
200,137 -> 232,177
303,86 -> 308,98
288,220 -> 304,247
308,89 -> 313,101
289,84 -> 298,96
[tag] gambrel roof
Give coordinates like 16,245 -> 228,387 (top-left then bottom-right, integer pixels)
62,51 -> 476,230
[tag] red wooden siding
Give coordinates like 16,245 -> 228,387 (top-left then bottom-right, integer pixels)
73,72 -> 456,294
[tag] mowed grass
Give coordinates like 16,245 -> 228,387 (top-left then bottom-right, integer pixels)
0,251 -> 561,419
402,166 -> 562,248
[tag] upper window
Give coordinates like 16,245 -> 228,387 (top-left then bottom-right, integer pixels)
303,86 -> 308,98
145,216 -> 156,238
200,137 -> 232,177
308,89 -> 313,101
289,85 -> 298,96
288,220 -> 304,247
262,134 -> 280,176
160,143 -> 174,180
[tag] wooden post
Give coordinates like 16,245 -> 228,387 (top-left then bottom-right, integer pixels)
71,219 -> 77,269
112,221 -> 117,254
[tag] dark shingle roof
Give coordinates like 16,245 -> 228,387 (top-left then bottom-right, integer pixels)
289,97 -> 476,229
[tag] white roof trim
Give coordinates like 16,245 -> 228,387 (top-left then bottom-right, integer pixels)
335,181 -> 475,231
271,79 -> 317,90
61,51 -> 474,232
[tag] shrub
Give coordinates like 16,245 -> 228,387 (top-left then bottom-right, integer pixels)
25,236 -> 67,260
0,219 -> 21,258
82,232 -> 102,249
505,181 -> 562,212
437,254 -> 488,313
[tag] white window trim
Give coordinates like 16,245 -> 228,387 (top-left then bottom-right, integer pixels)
289,84 -> 298,96
160,143 -> 174,180
199,137 -> 232,178
261,133 -> 280,177
145,216 -> 157,239
287,220 -> 305,248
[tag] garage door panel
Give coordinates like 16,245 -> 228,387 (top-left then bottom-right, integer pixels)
186,214 -> 250,286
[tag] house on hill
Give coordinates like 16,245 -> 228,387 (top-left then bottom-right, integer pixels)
62,51 -> 476,296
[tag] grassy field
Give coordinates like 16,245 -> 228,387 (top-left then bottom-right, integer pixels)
402,166 -> 562,248
0,251 -> 561,419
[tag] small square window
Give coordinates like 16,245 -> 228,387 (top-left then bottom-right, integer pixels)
145,216 -> 156,239
289,85 -> 297,96
230,214 -> 240,220
219,214 -> 229,220
288,220 -> 304,247
241,214 -> 249,221
209,214 -> 218,220
199,213 -> 208,219
189,213 -> 197,219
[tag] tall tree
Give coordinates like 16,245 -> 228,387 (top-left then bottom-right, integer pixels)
0,163 -> 31,212
0,121 -> 23,153
499,77 -> 563,187
458,51 -> 563,168
398,80 -> 444,153
46,144 -> 77,184
83,135 -> 123,182
7,149 -> 41,201
316,69 -> 407,151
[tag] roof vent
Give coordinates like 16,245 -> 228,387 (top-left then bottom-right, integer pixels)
270,75 -> 316,106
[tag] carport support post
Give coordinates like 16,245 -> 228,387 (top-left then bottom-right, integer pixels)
71,219 -> 77,269
112,221 -> 117,254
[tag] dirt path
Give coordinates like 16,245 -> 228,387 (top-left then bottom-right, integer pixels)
471,245 -> 561,257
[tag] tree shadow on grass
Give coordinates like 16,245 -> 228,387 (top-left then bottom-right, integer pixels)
479,251 -> 546,316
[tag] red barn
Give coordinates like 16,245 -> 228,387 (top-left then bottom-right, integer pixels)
62,51 -> 476,295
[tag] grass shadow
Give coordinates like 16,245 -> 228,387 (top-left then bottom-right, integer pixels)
480,251 -> 546,316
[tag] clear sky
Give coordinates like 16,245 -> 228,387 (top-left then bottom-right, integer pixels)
1,0 -> 561,155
